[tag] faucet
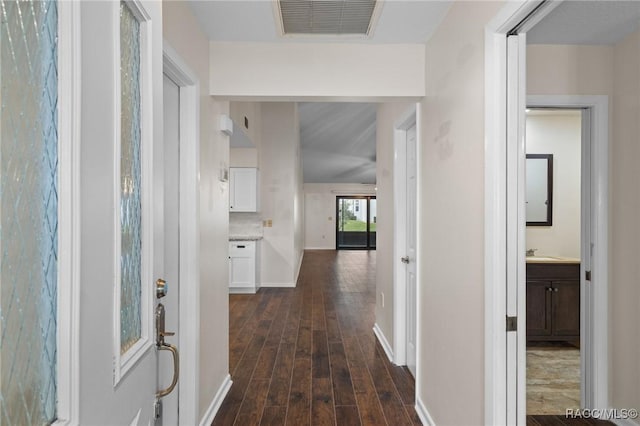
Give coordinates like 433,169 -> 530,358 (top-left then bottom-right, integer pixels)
526,248 -> 537,257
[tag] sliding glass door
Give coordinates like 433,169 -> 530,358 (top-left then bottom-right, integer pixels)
336,196 -> 376,250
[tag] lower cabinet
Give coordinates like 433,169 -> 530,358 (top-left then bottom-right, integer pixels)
526,262 -> 580,344
229,240 -> 260,294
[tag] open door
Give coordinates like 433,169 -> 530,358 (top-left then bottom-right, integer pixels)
77,2 -> 179,424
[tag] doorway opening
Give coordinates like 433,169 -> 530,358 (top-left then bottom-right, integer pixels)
336,196 -> 377,250
525,108 -> 583,415
485,2 -> 613,424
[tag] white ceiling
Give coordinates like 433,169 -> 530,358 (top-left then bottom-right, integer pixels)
187,0 -> 452,44
299,103 -> 377,184
186,1 -> 451,184
528,1 -> 640,45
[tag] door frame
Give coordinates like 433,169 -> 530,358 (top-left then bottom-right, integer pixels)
162,41 -> 201,426
485,1 -> 609,423
527,95 -> 609,413
335,195 -> 377,250
55,1 -> 82,424
392,105 -> 417,369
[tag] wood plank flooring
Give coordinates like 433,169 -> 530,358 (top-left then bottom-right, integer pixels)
213,249 -> 613,425
213,250 -> 419,426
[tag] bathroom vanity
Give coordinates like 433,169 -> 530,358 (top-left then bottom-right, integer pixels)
526,257 -> 580,344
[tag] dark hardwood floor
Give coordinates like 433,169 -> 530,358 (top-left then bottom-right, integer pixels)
213,249 -> 614,426
213,250 -> 419,426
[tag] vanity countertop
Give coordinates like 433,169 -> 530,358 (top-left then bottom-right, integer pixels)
526,255 -> 580,264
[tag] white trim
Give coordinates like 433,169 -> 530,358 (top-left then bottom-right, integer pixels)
260,282 -> 297,288
303,246 -> 334,250
392,105 -> 417,367
484,2 -> 547,424
415,397 -> 436,426
54,1 -> 81,425
372,323 -> 394,363
113,0 -> 155,385
294,251 -> 304,284
413,102 -> 423,399
198,375 -> 233,426
229,287 -> 259,294
162,40 -> 201,426
527,95 -> 609,410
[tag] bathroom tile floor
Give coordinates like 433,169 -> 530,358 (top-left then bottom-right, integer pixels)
527,344 -> 581,415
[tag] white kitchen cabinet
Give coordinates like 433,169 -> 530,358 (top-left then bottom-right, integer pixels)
229,240 -> 260,293
229,167 -> 257,212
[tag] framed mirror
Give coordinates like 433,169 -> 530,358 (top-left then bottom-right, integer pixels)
526,154 -> 553,226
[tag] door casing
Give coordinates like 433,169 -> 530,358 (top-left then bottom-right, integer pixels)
391,105 -> 419,376
162,41 -> 201,426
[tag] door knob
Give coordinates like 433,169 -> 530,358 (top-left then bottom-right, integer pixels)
156,278 -> 168,299
401,256 -> 410,264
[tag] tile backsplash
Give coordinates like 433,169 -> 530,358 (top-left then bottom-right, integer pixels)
229,212 -> 263,238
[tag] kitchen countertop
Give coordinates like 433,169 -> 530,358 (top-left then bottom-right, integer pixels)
229,235 -> 263,241
526,255 -> 580,264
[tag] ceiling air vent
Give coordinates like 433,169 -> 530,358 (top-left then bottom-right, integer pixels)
278,0 -> 378,36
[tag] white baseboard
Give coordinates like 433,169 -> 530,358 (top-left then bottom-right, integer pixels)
373,323 -> 394,363
260,282 -> 296,288
304,246 -> 334,250
295,251 -> 304,284
416,397 -> 436,426
199,374 -> 232,426
229,287 -> 257,294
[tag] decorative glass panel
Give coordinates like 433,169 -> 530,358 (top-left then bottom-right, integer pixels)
0,0 -> 58,424
119,2 -> 142,354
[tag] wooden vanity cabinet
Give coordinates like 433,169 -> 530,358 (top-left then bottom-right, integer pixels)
526,262 -> 580,344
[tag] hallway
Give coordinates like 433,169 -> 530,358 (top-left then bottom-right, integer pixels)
213,250 -> 420,425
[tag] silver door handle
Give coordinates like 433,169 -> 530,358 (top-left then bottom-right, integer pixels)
156,342 -> 179,398
401,256 -> 410,264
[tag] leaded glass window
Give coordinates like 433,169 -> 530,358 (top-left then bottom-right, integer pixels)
119,1 -> 142,354
0,0 -> 59,423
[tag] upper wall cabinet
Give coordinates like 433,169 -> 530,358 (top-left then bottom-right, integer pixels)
230,167 -> 258,212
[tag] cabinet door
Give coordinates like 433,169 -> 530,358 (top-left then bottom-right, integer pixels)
229,242 -> 256,289
526,280 -> 552,336
230,168 -> 257,212
551,280 -> 580,337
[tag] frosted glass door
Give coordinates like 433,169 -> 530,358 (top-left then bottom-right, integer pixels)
0,0 -> 59,423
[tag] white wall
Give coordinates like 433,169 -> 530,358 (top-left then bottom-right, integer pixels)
525,111 -> 581,258
163,2 -> 231,421
260,103 -> 304,286
611,30 -> 640,413
209,42 -> 425,100
303,183 -> 376,249
374,102 -> 413,347
418,2 -> 504,424
229,101 -> 262,168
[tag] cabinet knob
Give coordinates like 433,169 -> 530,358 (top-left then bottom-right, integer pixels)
547,287 -> 553,292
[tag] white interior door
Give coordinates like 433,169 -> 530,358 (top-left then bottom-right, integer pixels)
161,73 -> 181,425
406,125 -> 418,377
